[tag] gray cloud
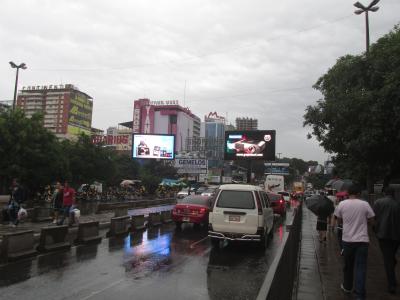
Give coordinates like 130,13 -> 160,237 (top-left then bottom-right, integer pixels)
1,0 -> 399,164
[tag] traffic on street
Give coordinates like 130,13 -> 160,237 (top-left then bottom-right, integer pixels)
0,212 -> 290,300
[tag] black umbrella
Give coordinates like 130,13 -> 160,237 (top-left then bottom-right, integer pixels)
325,179 -> 353,192
305,195 -> 334,217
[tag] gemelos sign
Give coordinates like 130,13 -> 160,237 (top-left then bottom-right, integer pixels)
174,159 -> 208,174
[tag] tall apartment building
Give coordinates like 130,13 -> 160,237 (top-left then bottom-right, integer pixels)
17,84 -> 93,139
132,98 -> 200,152
235,117 -> 258,130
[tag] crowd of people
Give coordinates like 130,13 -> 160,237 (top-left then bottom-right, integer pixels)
2,179 -> 78,227
313,184 -> 400,299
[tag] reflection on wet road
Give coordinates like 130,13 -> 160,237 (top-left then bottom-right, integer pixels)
0,213 -> 289,300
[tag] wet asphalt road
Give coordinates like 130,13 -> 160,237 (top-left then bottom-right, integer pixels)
0,213 -> 289,300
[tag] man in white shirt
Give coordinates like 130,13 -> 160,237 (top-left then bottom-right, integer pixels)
334,184 -> 375,300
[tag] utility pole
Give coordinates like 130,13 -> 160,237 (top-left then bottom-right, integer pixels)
9,61 -> 27,110
353,0 -> 380,54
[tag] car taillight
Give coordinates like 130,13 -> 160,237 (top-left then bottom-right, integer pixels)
279,200 -> 284,205
199,208 -> 206,214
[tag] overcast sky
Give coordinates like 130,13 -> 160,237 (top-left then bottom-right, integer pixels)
1,0 -> 399,164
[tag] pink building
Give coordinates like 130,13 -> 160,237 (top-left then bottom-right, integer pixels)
132,99 -> 200,151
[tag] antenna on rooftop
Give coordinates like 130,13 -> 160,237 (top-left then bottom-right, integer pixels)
183,80 -> 187,107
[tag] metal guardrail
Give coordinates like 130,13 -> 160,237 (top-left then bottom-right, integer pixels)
256,203 -> 303,300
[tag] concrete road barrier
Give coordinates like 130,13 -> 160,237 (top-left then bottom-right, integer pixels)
161,210 -> 173,223
114,205 -> 128,217
37,226 -> 71,252
107,216 -> 130,237
130,215 -> 146,231
75,221 -> 102,245
0,230 -> 36,262
32,207 -> 53,222
147,212 -> 162,227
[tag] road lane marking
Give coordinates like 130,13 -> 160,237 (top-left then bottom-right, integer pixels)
189,236 -> 209,249
80,278 -> 125,300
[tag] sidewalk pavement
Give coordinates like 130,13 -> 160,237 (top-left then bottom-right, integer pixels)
296,207 -> 399,300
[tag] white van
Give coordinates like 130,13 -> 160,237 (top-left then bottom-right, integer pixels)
208,184 -> 274,249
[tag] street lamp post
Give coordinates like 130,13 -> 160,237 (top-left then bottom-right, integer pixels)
9,61 -> 27,111
353,0 -> 380,53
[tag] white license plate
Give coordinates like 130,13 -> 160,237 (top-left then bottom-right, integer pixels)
183,217 -> 190,222
229,215 -> 240,222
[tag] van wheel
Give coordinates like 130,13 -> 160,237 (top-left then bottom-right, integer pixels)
259,233 -> 268,250
268,229 -> 274,242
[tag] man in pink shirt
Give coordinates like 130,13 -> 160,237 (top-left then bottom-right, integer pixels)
334,184 -> 375,300
57,181 -> 76,226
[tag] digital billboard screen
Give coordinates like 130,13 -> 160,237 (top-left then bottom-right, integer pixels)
132,134 -> 175,160
224,130 -> 276,161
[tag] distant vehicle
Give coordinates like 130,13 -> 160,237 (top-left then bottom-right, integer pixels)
201,186 -> 219,197
277,191 -> 290,203
177,188 -> 190,199
208,184 -> 274,250
267,192 -> 286,216
172,195 -> 211,227
195,186 -> 208,195
293,181 -> 304,193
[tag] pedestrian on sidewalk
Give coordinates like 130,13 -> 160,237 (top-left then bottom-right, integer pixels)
57,181 -> 76,226
335,192 -> 349,256
52,181 -> 63,224
334,184 -> 375,300
7,178 -> 25,227
373,186 -> 400,295
316,213 -> 329,242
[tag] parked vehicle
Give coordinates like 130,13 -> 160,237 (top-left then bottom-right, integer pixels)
267,192 -> 286,216
208,184 -> 274,249
172,195 -> 211,227
201,186 -> 219,197
195,186 -> 208,195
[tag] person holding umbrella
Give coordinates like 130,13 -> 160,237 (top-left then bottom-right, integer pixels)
305,194 -> 335,242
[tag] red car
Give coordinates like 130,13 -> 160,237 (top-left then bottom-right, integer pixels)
172,195 -> 211,227
267,192 -> 286,216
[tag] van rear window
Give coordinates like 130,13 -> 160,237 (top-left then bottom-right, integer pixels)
216,191 -> 255,209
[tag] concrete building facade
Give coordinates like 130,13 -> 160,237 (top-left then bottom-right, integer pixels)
235,117 -> 258,130
132,98 -> 200,152
17,84 -> 93,139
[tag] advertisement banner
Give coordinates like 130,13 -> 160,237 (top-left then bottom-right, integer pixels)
265,175 -> 285,193
68,94 -> 92,131
67,125 -> 91,136
224,130 -> 276,161
265,165 -> 289,175
132,134 -> 175,160
174,159 -> 208,174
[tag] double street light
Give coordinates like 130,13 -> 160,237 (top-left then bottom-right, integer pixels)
9,61 -> 27,111
353,0 -> 380,54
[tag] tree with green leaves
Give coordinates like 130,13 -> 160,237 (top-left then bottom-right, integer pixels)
304,25 -> 400,190
0,109 -> 67,194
